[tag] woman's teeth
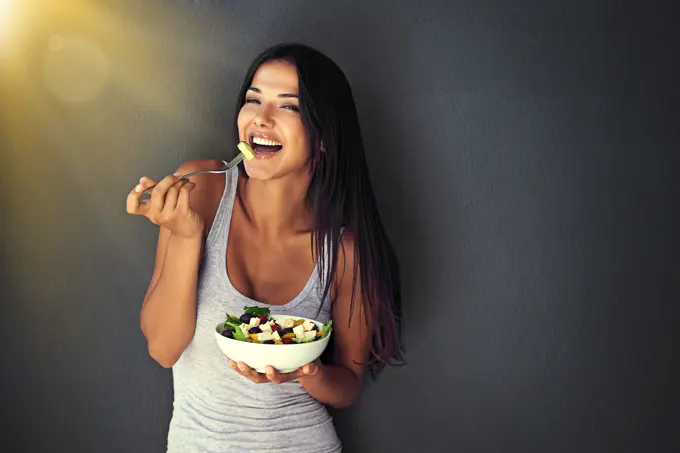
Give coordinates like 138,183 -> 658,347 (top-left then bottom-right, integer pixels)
252,137 -> 282,147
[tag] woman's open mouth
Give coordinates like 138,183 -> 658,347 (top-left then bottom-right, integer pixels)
250,135 -> 283,155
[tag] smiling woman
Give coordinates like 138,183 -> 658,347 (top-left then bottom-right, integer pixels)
126,43 -> 404,453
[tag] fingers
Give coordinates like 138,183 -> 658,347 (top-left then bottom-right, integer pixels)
266,363 -> 319,383
300,362 -> 320,377
265,366 -> 300,384
159,179 -> 190,222
126,177 -> 157,216
127,173 -> 192,224
147,174 -> 181,224
177,180 -> 197,215
224,355 -> 319,384
162,180 -> 183,212
226,358 -> 268,384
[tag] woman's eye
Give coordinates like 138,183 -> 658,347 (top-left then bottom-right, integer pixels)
282,104 -> 300,112
245,98 -> 260,104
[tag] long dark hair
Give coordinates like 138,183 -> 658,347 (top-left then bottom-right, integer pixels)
233,43 -> 404,377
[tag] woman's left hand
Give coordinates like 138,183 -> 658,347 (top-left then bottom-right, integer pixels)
224,355 -> 321,384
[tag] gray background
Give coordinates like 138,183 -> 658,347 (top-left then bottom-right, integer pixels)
1,0 -> 678,452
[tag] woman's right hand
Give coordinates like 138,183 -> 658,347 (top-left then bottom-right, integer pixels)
126,173 -> 205,239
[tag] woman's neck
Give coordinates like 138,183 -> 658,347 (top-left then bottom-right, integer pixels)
239,174 -> 312,238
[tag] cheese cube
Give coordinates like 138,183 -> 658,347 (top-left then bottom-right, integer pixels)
272,331 -> 281,341
240,324 -> 250,337
249,317 -> 261,327
257,331 -> 274,342
304,331 -> 317,340
237,141 -> 256,160
259,322 -> 272,333
282,317 -> 295,329
303,320 -> 316,332
293,325 -> 305,339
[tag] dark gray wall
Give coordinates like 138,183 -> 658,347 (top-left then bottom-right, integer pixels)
1,1 -> 678,452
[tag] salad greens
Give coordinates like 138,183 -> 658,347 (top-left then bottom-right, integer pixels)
243,306 -> 270,316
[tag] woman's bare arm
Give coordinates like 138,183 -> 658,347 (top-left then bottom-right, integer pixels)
298,232 -> 373,408
136,159 -> 223,368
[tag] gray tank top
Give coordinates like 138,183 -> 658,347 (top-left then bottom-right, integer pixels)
166,166 -> 342,453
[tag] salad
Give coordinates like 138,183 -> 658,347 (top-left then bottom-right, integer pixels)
219,306 -> 333,345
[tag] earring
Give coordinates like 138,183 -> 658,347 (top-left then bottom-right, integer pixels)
320,142 -> 325,153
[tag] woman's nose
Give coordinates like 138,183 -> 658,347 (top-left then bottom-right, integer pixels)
252,106 -> 274,128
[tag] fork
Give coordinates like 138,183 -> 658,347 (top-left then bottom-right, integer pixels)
139,152 -> 244,200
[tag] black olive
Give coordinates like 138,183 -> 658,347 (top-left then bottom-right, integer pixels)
262,340 -> 275,344
221,330 -> 234,338
239,313 -> 254,324
279,327 -> 294,335
310,324 -> 318,331
249,326 -> 262,334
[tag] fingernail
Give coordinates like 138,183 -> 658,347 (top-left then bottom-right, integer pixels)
173,172 -> 180,176
134,185 -> 142,192
303,365 -> 310,374
238,363 -> 246,372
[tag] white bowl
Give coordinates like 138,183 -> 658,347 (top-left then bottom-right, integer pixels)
214,314 -> 332,374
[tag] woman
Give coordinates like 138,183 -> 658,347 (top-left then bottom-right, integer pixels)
126,43 -> 404,452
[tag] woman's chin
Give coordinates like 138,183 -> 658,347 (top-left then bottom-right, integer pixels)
242,160 -> 278,180
242,153 -> 313,181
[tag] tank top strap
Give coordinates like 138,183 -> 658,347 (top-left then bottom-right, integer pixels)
203,163 -> 237,252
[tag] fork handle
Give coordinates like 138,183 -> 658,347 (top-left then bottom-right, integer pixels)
139,153 -> 243,199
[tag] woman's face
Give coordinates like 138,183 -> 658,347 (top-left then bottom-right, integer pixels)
237,59 -> 312,181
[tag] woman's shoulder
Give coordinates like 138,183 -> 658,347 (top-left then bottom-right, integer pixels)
335,229 -> 356,282
176,158 -> 225,175
176,158 -> 228,195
